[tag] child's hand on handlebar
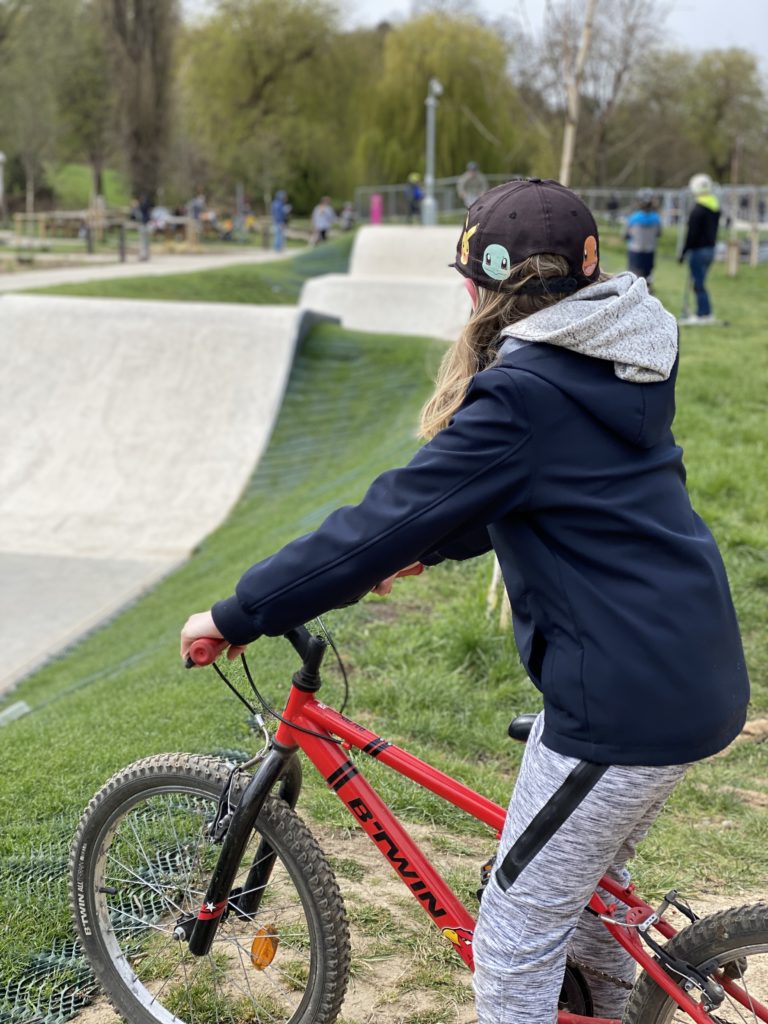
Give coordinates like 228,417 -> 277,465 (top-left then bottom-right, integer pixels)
370,562 -> 424,597
180,610 -> 247,664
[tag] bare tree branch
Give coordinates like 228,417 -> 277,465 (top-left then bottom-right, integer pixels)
559,0 -> 598,186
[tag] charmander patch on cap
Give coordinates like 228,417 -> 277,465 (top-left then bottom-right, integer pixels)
582,235 -> 598,277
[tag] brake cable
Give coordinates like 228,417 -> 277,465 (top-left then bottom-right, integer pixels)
211,618 -> 350,745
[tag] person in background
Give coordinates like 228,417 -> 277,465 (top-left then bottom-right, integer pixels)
456,161 -> 489,208
405,172 -> 424,223
188,189 -> 206,223
311,196 -> 336,244
130,194 -> 152,262
625,188 -> 662,290
340,202 -> 356,231
271,190 -> 289,252
679,173 -> 721,324
219,213 -> 234,241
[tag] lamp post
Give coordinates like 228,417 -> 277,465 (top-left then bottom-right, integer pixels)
421,77 -> 443,226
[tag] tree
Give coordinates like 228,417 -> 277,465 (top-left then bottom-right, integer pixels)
0,0 -> 23,46
559,0 -> 597,186
613,50 -> 699,187
511,0 -> 670,186
178,0 -> 339,211
103,0 -> 180,203
58,1 -> 116,200
684,49 -> 768,184
0,0 -> 75,213
355,13 -> 524,185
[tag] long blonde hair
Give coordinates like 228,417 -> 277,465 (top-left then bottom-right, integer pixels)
420,254 -> 582,439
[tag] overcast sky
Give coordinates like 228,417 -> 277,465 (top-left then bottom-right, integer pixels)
338,0 -> 768,69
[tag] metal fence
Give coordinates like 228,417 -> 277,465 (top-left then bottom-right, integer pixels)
354,178 -> 768,231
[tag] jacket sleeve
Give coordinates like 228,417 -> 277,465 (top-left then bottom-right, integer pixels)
421,524 -> 493,564
212,369 -> 531,644
681,205 -> 702,257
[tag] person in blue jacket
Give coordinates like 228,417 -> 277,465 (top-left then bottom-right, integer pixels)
625,187 -> 662,288
181,179 -> 748,1024
270,189 -> 290,252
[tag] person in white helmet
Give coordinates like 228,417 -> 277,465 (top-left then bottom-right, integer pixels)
679,173 -> 720,324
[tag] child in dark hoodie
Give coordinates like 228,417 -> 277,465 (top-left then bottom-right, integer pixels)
181,179 -> 748,1024
679,172 -> 721,323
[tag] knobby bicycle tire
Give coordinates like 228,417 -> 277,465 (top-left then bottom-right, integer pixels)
69,753 -> 351,1024
624,901 -> 768,1024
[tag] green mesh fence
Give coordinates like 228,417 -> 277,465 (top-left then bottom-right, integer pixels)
0,325 -> 434,1023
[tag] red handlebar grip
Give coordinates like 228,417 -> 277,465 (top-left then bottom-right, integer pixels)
188,637 -> 228,667
397,562 -> 425,578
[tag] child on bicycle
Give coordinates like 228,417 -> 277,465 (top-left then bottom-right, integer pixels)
181,178 -> 749,1024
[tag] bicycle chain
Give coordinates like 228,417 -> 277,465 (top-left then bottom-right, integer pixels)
569,959 -> 635,991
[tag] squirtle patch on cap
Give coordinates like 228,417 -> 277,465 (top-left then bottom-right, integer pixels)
482,243 -> 512,281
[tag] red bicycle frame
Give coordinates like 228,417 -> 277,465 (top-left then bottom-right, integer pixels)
271,685 -> 767,1024
185,632 -> 765,1024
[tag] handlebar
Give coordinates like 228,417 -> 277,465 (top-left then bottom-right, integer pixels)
185,624 -> 314,669
186,637 -> 228,667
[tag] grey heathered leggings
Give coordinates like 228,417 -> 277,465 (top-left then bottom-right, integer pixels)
473,713 -> 687,1024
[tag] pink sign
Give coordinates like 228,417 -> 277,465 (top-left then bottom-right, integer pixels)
370,193 -> 383,224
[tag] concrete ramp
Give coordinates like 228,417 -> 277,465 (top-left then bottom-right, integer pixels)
300,226 -> 471,341
0,294 -> 307,692
349,225 -> 459,279
301,276 -> 470,341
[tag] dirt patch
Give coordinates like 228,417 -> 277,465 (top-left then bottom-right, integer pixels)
739,717 -> 768,743
73,821 -> 765,1024
715,717 -> 768,757
717,784 -> 768,809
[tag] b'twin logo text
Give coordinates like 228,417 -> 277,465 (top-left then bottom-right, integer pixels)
76,845 -> 92,936
348,798 -> 446,920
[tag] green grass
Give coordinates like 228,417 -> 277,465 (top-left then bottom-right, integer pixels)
45,163 -> 132,209
1,238 -> 766,1008
28,233 -> 355,305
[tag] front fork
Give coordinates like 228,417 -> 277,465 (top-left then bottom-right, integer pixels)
187,741 -> 300,956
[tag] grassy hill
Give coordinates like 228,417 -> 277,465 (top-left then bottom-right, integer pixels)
1,233 -> 766,1022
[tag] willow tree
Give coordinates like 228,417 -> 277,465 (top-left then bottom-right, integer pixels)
355,12 -> 524,185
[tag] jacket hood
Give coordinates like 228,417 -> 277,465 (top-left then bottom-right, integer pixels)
499,272 -> 678,383
498,272 -> 679,448
696,193 -> 720,213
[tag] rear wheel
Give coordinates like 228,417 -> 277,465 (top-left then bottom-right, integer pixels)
70,753 -> 350,1024
624,902 -> 768,1024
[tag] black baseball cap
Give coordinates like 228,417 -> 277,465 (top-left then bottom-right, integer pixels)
453,178 -> 600,294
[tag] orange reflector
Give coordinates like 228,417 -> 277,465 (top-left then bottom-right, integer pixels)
250,926 -> 279,970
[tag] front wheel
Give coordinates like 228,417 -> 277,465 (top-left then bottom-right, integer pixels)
70,753 -> 350,1024
623,902 -> 768,1024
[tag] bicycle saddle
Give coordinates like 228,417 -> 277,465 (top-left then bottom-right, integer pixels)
508,713 -> 537,742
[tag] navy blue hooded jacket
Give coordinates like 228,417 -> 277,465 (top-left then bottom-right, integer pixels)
213,279 -> 748,766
